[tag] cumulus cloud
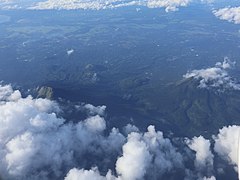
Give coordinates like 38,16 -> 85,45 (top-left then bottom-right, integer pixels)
116,132 -> 152,180
147,0 -> 191,12
202,176 -> 216,180
84,104 -> 106,116
213,125 -> 240,170
65,168 -> 114,180
0,84 -> 125,179
117,126 -> 184,179
143,125 -> 184,177
213,7 -> 240,24
183,57 -> 240,91
0,84 -> 21,101
186,136 -> 215,180
1,84 -> 240,180
0,85 -> 189,180
66,125 -> 185,180
187,136 -> 214,170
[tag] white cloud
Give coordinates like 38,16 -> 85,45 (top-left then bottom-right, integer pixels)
213,7 -> 240,24
147,0 -> 191,12
29,0 -> 111,10
0,84 -> 185,180
65,168 -> 114,180
123,124 -> 139,135
187,136 -> 214,170
116,132 -> 152,180
0,84 -> 21,102
202,176 -> 216,180
0,0 -> 193,12
143,125 -> 183,176
213,125 -> 240,171
185,136 -> 217,180
0,84 -> 125,179
186,136 -> 215,180
30,0 -> 192,11
183,57 -> 240,91
84,115 -> 106,132
67,49 -> 74,56
84,104 -> 106,116
66,125 -> 185,180
2,84 -> 240,179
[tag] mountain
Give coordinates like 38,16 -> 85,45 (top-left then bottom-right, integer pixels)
37,86 -> 53,99
137,77 -> 240,137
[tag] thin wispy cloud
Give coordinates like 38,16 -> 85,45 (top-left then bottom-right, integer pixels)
0,0 -> 192,12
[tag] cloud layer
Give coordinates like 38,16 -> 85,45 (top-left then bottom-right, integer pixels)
0,0 -> 192,12
183,57 -> 240,91
213,7 -> 240,24
2,0 -> 240,26
0,84 -> 240,180
0,84 -> 125,179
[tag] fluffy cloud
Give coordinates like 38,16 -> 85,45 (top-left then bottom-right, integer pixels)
213,125 -> 240,180
1,84 -> 240,180
29,0 -> 192,11
142,125 -> 184,177
0,84 -> 125,179
118,126 -> 184,179
213,7 -> 240,24
186,136 -> 215,180
213,125 -> 240,170
66,125 -> 184,180
147,0 -> 191,12
202,176 -> 216,180
187,136 -> 214,170
84,104 -> 106,116
0,84 -> 21,101
116,132 -> 152,180
0,84 -> 188,180
65,168 -> 114,180
183,57 -> 240,91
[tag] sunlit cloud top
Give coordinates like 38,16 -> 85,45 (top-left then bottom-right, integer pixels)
213,7 -> 240,24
